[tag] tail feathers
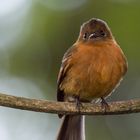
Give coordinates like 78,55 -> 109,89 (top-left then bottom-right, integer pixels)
57,115 -> 85,140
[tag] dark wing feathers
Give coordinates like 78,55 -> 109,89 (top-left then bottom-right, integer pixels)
57,46 -> 77,102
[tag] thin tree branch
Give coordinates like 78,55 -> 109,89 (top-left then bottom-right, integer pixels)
0,92 -> 140,115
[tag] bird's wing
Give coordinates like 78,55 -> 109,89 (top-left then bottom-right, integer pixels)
57,45 -> 77,102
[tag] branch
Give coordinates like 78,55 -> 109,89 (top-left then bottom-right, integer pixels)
0,92 -> 140,115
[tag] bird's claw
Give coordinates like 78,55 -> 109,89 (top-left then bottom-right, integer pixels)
101,97 -> 109,112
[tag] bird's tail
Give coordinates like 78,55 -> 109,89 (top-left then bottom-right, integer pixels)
57,115 -> 85,140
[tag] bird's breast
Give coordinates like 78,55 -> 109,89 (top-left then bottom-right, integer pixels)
61,43 -> 127,101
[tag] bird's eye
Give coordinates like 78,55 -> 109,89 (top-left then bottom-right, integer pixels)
83,33 -> 88,39
100,30 -> 106,36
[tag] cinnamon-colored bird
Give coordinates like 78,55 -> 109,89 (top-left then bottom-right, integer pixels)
57,18 -> 128,140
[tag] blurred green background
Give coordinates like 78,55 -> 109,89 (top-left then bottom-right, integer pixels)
0,0 -> 140,140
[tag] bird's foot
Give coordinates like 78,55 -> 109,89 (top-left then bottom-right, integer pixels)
101,97 -> 109,112
75,96 -> 83,113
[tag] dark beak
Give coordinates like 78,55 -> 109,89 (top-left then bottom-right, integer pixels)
89,32 -> 100,39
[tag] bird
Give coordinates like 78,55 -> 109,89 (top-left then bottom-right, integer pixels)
56,18 -> 128,140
